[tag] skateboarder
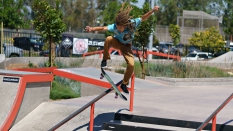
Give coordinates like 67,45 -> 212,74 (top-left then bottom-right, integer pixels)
85,3 -> 159,94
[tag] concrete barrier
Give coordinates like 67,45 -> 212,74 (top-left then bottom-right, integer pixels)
0,54 -> 5,69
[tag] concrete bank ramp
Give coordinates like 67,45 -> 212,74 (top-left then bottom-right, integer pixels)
208,51 -> 233,63
0,75 -> 20,126
0,69 -> 53,131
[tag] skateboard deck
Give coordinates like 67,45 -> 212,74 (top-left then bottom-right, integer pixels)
100,67 -> 127,101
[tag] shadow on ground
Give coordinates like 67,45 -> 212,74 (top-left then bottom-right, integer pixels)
73,109 -> 128,131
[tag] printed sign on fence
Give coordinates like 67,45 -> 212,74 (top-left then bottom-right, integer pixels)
72,38 -> 88,54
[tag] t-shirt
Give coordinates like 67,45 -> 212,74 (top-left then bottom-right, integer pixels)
107,18 -> 142,44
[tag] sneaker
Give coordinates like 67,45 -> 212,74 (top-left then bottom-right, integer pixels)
120,83 -> 129,94
101,60 -> 107,68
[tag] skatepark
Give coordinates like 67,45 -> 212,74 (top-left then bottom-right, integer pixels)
0,52 -> 233,131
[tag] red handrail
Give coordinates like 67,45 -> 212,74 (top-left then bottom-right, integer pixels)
82,50 -> 103,58
52,68 -> 135,131
12,67 -> 135,131
196,93 -> 233,131
82,47 -> 180,61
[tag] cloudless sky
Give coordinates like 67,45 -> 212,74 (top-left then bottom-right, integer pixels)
132,0 -> 145,8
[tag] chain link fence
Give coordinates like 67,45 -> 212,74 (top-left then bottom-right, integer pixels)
0,29 -> 105,58
155,10 -> 224,44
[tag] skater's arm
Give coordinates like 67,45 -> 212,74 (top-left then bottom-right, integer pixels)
85,26 -> 108,32
141,6 -> 159,22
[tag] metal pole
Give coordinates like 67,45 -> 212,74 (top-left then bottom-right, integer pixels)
48,80 -> 122,131
196,93 -> 233,131
1,22 -> 3,54
148,0 -> 155,60
89,103 -> 95,131
211,116 -> 216,131
129,73 -> 135,112
1,0 -> 3,54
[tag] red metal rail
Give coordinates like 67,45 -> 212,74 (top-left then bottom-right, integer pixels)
52,69 -> 135,131
48,81 -> 122,131
196,93 -> 233,131
82,50 -> 103,58
13,67 -> 57,73
82,47 -> 180,61
10,67 -> 135,131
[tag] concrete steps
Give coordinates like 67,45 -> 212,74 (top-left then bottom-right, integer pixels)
102,113 -> 233,131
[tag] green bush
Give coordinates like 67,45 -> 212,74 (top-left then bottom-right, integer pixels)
38,59 -> 83,100
50,81 -> 80,100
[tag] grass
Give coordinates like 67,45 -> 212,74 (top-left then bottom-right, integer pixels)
116,61 -> 231,78
36,58 -> 84,100
50,81 -> 80,100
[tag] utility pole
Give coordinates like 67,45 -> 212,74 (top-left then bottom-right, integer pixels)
148,0 -> 154,60
0,0 -> 3,54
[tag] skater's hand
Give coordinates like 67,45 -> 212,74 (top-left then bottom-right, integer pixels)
153,6 -> 160,12
85,26 -> 92,32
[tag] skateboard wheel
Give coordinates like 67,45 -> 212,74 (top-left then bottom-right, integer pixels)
115,95 -> 118,99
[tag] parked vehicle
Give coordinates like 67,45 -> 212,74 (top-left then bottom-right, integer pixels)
157,42 -> 173,54
39,45 -> 60,57
110,50 -> 120,55
158,44 -> 169,54
230,47 -> 233,51
13,37 -> 44,51
188,45 -> 201,53
3,44 -> 23,57
171,44 -> 201,55
171,44 -> 184,55
213,51 -> 226,57
181,52 -> 209,61
152,47 -> 159,52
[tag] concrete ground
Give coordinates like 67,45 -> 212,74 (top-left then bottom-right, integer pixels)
2,52 -> 233,130
9,68 -> 233,131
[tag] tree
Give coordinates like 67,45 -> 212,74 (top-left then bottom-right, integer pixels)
100,1 -> 140,36
32,0 -> 66,67
133,2 -> 157,79
169,24 -> 180,46
0,0 -> 30,29
188,26 -> 225,52
222,0 -> 233,42
100,1 -> 121,36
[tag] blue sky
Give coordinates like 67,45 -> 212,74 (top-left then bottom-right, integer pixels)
132,0 -> 145,8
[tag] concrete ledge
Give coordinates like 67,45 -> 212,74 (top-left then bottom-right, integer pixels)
0,54 -> 5,69
146,76 -> 233,87
81,83 -> 106,97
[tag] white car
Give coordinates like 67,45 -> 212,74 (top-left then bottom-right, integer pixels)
4,44 -> 23,57
181,52 -> 209,61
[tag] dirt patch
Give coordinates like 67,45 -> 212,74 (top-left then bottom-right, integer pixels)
6,63 -> 38,70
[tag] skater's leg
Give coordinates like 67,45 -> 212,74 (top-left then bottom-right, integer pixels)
116,44 -> 134,93
111,42 -> 134,85
103,36 -> 122,60
121,44 -> 134,85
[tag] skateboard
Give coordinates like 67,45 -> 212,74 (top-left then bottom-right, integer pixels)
100,67 -> 127,101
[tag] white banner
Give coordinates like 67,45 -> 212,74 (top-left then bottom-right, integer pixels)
72,38 -> 88,54
88,40 -> 104,46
